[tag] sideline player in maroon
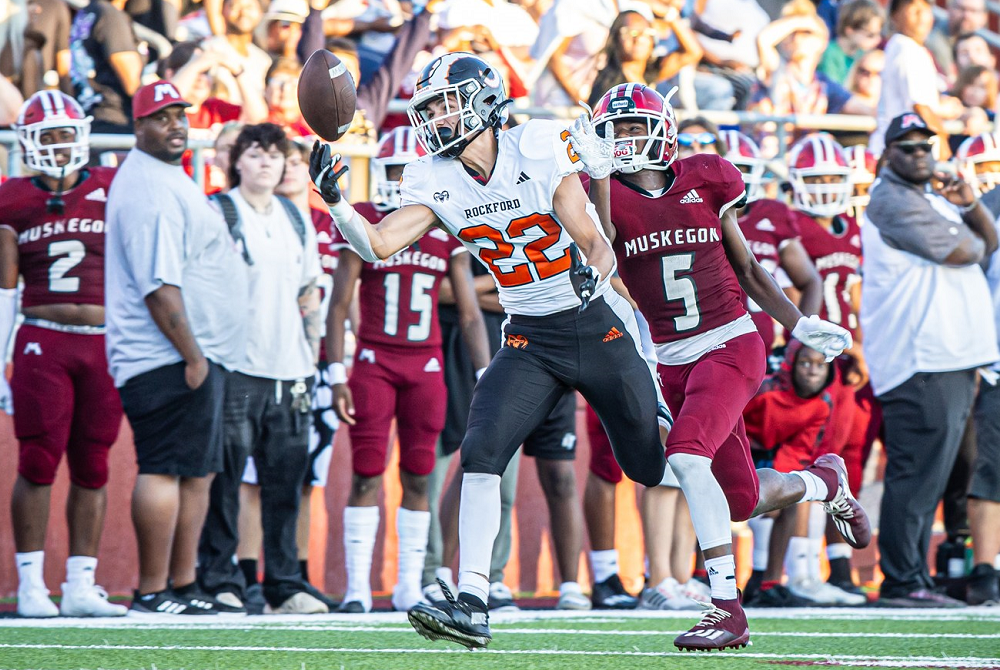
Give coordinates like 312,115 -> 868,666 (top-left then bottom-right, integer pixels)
327,127 -> 492,613
786,133 -> 876,595
571,83 -> 870,651
719,130 -> 822,351
0,91 -> 125,618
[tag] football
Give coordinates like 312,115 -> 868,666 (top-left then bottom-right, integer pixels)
297,49 -> 358,142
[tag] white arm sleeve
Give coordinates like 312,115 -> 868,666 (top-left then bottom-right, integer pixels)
327,200 -> 379,263
0,288 -> 17,357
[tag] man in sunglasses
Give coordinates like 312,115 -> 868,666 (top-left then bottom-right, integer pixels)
862,110 -> 998,607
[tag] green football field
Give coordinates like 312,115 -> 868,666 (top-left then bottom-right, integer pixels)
1,608 -> 998,670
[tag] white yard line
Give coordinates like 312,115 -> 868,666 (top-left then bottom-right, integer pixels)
0,642 -> 998,667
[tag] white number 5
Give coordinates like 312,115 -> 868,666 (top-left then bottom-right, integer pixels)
48,240 -> 85,293
661,252 -> 701,332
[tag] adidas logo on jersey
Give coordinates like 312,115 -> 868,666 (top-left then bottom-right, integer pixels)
755,218 -> 775,231
516,171 -> 531,184
679,189 -> 703,204
603,327 -> 623,342
85,188 -> 107,202
424,357 -> 441,373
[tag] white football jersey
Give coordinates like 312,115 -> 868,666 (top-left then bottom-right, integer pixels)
399,119 -> 612,316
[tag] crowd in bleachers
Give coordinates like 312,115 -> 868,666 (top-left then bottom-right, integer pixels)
1,0 -> 1000,618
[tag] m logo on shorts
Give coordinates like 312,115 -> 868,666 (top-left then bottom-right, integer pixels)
23,342 -> 42,355
506,334 -> 528,349
358,348 -> 376,364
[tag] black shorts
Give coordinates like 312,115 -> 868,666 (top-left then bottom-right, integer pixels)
460,292 -> 665,487
119,360 -> 226,478
523,389 -> 577,461
972,382 -> 1000,503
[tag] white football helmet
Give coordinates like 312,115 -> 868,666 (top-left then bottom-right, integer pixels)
371,127 -> 426,211
787,133 -> 853,217
845,144 -> 877,215
14,90 -> 92,178
720,130 -> 767,202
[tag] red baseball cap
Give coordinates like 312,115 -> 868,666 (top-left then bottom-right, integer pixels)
132,81 -> 191,120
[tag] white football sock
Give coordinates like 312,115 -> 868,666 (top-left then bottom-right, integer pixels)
395,508 -> 431,596
590,549 -> 619,584
343,506 -> 379,610
792,470 -> 829,502
704,554 -> 738,601
458,472 -> 501,606
66,556 -> 97,588
15,551 -> 44,589
560,581 -> 583,596
785,536 -> 810,583
435,566 -> 455,588
826,542 -> 852,561
667,453 -> 732,551
747,516 -> 773,572
808,502 -> 827,537
807,537 -> 824,581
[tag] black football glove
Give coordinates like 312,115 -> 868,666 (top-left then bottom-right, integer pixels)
309,140 -> 349,204
568,242 -> 600,312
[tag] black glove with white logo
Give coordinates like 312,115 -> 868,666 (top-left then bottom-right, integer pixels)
569,242 -> 601,312
309,140 -> 349,204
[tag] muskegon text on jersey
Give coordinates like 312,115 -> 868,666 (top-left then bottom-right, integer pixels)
624,226 -> 721,257
17,218 -> 106,244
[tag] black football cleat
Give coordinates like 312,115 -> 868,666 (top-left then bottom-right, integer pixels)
591,575 -> 638,610
408,580 -> 492,649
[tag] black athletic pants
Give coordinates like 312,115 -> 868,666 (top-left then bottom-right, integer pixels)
460,293 -> 665,487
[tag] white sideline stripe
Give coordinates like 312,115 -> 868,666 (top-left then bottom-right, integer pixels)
1,643 -> 998,667
6,622 -> 998,640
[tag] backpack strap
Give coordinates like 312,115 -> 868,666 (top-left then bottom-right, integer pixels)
211,192 -> 254,266
277,195 -> 307,247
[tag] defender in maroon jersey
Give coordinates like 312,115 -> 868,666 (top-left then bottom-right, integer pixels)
0,91 -> 124,618
326,127 -> 491,614
573,83 -> 866,651
720,130 -> 822,351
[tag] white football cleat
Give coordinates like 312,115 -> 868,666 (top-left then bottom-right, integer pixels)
60,582 -> 128,617
638,577 -> 700,611
556,590 -> 593,610
17,585 -> 59,618
788,578 -> 865,606
679,578 -> 712,603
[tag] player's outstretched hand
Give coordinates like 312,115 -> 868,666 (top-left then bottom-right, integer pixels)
568,102 -> 614,180
0,376 -> 12,415
791,315 -> 853,362
309,140 -> 349,204
569,242 -> 601,312
332,382 -> 356,425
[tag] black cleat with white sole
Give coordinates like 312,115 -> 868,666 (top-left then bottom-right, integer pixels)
408,580 -> 491,649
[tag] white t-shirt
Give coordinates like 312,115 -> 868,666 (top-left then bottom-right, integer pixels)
105,149 -> 249,387
695,0 -> 770,68
870,34 -> 941,155
860,200 -> 998,395
529,0 -> 617,106
230,190 -> 322,380
399,119 -> 611,316
438,0 -> 539,47
200,36 -> 272,106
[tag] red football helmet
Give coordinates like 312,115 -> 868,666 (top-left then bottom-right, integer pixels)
592,83 -> 677,173
844,144 -> 877,214
14,90 -> 92,178
955,132 -> 1000,194
719,130 -> 767,202
371,126 -> 427,211
787,133 -> 853,217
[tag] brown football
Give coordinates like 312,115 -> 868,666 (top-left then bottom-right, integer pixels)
297,49 -> 358,142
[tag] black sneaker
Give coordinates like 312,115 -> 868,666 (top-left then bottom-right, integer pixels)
742,570 -> 764,605
173,583 -> 241,614
828,579 -> 865,597
877,588 -> 966,608
591,575 -> 638,610
244,584 -> 266,615
130,589 -> 217,615
745,584 -> 810,608
967,564 -> 1000,606
408,580 -> 491,649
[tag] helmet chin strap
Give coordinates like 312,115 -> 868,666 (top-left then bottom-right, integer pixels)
46,167 -> 66,215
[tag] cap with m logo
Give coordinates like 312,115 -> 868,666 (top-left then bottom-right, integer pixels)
132,80 -> 192,121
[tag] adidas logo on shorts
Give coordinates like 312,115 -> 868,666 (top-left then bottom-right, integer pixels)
679,189 -> 704,204
424,357 -> 441,372
603,327 -> 623,342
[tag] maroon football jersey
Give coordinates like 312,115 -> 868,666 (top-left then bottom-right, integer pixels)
610,153 -> 748,344
738,199 -> 802,351
353,201 -> 462,348
794,211 -> 862,332
312,206 -> 344,277
0,167 -> 115,308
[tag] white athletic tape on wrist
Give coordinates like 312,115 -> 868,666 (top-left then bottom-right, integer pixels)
328,201 -> 379,263
0,288 -> 17,357
330,362 -> 348,385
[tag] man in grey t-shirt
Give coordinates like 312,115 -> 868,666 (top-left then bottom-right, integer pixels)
105,81 -> 248,616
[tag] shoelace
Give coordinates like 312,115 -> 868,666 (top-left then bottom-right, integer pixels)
436,578 -> 458,606
694,601 -> 731,627
824,489 -> 856,519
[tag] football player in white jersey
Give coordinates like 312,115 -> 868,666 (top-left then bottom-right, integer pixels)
310,52 -> 671,648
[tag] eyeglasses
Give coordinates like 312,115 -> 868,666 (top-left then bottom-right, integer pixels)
893,140 -> 935,155
855,67 -> 879,77
677,132 -> 716,146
